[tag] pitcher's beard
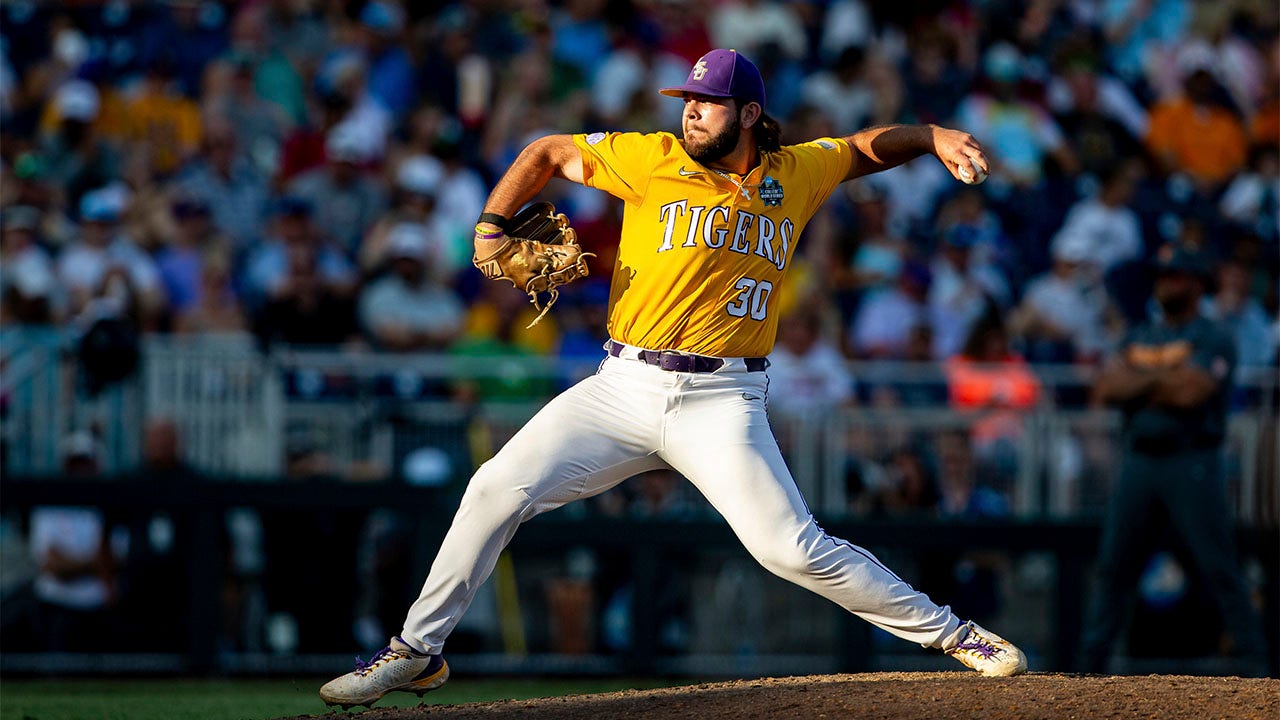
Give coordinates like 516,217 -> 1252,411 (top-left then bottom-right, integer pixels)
685,116 -> 741,165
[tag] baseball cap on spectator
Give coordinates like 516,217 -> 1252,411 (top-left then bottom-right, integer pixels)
1050,231 -> 1091,264
983,43 -> 1023,83
54,80 -> 100,122
359,1 -> 405,34
386,223 -> 433,263
80,186 -> 127,223
396,155 -> 445,196
659,49 -> 767,110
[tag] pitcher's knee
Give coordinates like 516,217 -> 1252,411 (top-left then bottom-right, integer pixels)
459,463 -> 530,520
751,543 -> 820,581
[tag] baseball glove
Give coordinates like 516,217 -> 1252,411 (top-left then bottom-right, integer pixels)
472,202 -> 595,327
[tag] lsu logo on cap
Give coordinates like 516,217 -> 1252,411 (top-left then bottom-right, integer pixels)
692,59 -> 708,80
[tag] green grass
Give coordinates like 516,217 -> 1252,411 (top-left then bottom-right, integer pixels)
0,677 -> 684,720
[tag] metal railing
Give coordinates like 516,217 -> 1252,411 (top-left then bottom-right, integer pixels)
1,332 -> 1275,521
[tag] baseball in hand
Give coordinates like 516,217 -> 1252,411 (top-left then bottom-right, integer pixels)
957,157 -> 988,185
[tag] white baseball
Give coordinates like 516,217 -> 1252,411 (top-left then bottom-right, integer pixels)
957,157 -> 988,185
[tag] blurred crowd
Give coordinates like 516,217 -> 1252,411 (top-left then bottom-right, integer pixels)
1,0 -> 1277,380
2,0 -> 1280,389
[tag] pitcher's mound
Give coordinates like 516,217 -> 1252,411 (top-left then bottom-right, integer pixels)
292,672 -> 1277,720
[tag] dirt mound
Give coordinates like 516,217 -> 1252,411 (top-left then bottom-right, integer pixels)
289,672 -> 1278,720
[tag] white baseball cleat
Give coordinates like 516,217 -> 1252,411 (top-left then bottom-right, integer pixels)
319,636 -> 449,709
945,621 -> 1028,677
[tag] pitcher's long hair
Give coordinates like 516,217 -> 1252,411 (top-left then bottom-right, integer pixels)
755,112 -> 782,152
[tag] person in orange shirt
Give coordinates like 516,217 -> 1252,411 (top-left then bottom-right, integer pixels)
1146,66 -> 1247,190
945,316 -> 1041,500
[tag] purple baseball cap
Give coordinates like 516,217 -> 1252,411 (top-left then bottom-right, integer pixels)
659,49 -> 766,109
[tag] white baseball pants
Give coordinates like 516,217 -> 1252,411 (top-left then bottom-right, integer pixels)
401,350 -> 963,653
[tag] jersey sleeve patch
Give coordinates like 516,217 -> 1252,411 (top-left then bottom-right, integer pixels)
585,132 -> 606,145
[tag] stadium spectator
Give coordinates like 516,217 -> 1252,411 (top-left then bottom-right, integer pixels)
203,52 -> 293,177
867,448 -> 941,518
0,205 -> 59,325
253,240 -> 358,348
1050,160 -> 1145,275
947,314 -> 1041,493
549,0 -> 612,91
1201,259 -> 1277,370
1010,231 -> 1107,364
1047,45 -> 1148,179
849,262 -> 930,360
120,58 -> 202,178
903,25 -> 969,127
154,196 -> 231,317
1146,60 -> 1248,192
28,432 -> 118,652
139,0 -> 229,99
174,117 -> 270,250
244,196 -> 355,311
708,0 -> 806,64
1218,144 -> 1279,243
954,43 -> 1077,189
286,124 -> 388,254
361,155 -> 451,276
354,2 -> 416,119
57,187 -> 163,323
358,223 -> 464,352
591,37 -> 688,130
834,181 -> 907,297
800,47 -> 872,132
172,249 -> 247,335
767,306 -> 855,421
38,80 -> 119,212
928,226 -> 1010,360
451,283 -> 558,403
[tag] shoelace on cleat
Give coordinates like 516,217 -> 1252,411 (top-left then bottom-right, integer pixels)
354,645 -> 402,675
953,633 -> 1000,659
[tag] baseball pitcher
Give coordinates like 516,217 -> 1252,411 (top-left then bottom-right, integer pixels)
321,48 -> 1025,709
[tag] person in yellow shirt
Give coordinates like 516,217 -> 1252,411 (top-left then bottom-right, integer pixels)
320,49 -> 1026,709
124,61 -> 203,178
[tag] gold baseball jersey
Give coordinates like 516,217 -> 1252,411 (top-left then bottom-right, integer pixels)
573,131 -> 853,357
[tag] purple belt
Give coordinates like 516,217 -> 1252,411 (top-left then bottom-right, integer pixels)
607,340 -> 769,373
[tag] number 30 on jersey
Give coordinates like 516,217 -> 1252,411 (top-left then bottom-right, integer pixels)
727,276 -> 773,321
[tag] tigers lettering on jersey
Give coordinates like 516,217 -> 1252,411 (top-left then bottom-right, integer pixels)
573,131 -> 851,357
656,202 -> 793,270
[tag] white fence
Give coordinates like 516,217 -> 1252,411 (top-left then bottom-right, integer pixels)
1,332 -> 1275,521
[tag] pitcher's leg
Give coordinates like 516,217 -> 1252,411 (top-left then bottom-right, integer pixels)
661,383 -> 961,648
401,369 -> 667,653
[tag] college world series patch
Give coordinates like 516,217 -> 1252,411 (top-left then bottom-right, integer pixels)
760,176 -> 784,207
